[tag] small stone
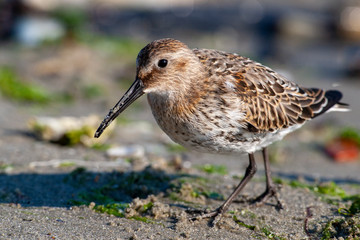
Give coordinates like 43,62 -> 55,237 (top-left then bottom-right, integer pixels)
88,202 -> 96,209
106,145 -> 145,159
151,157 -> 168,170
171,154 -> 183,169
107,221 -> 117,226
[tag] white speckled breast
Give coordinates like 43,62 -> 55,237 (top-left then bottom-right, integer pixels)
147,91 -> 303,154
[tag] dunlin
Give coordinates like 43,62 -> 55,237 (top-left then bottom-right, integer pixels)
95,38 -> 349,223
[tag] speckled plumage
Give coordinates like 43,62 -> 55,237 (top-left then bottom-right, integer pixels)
134,39 -> 347,154
95,38 -> 349,223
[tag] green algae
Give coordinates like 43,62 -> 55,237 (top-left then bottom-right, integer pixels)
232,214 -> 286,240
166,143 -> 187,153
321,217 -> 360,240
197,164 -> 228,175
94,203 -> 128,217
340,127 -> 360,146
233,215 -> 256,230
0,67 -> 51,103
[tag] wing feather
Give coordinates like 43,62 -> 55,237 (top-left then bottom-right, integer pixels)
193,48 -> 347,132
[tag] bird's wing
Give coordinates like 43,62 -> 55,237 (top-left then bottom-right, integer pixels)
193,48 -> 342,132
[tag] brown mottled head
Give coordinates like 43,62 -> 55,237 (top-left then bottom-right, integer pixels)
136,38 -> 188,68
95,38 -> 203,138
135,38 -> 202,93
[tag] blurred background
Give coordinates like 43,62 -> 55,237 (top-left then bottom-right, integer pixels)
0,0 -> 359,171
1,2 -> 360,238
1,1 -> 360,232
1,0 -> 359,104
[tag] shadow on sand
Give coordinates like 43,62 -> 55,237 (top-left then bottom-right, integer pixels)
0,166 -> 187,207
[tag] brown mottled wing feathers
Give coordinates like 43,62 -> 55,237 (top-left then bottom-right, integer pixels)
193,48 -> 341,132
234,69 -> 334,132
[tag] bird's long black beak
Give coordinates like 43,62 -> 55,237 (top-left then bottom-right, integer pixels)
94,79 -> 144,138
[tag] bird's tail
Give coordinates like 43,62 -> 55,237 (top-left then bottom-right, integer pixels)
326,102 -> 350,113
315,90 -> 350,117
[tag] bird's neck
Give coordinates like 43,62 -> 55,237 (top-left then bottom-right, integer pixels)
147,76 -> 205,122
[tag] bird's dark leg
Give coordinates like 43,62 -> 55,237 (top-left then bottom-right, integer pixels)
190,153 -> 257,225
253,148 -> 283,209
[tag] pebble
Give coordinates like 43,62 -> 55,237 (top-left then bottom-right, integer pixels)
106,145 -> 145,159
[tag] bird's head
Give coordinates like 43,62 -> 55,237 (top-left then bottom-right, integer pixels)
94,38 -> 201,138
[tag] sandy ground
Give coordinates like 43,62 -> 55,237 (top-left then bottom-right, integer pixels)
0,42 -> 360,240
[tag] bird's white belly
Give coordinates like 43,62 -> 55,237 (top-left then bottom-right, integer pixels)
148,93 -> 303,154
151,105 -> 302,154
170,123 -> 302,154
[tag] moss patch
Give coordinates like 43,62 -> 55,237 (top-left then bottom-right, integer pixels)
233,215 -> 256,230
340,127 -> 360,146
68,167 -> 177,224
197,164 -> 228,175
275,178 -> 358,204
232,213 -> 286,240
69,167 -> 174,206
94,202 -> 128,218
0,67 -> 50,103
166,143 -> 187,153
321,216 -> 360,240
168,175 -> 224,205
339,197 -> 360,216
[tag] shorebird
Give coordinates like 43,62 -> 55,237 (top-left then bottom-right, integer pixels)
95,38 -> 349,224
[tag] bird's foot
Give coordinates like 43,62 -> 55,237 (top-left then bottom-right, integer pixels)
187,207 -> 226,226
252,185 -> 284,210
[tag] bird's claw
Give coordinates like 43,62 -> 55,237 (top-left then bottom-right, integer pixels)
252,185 -> 284,210
187,207 -> 225,226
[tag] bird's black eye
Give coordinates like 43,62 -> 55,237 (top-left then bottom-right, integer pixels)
157,59 -> 168,68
